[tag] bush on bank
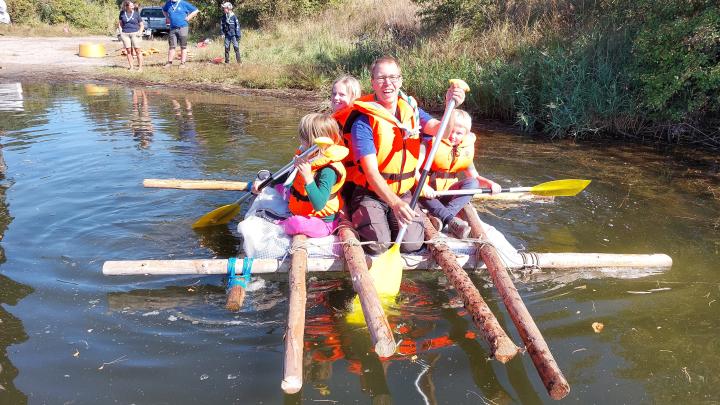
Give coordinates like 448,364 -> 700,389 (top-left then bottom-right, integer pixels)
7,0 -> 719,145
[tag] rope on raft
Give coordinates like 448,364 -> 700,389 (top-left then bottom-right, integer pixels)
226,257 -> 253,290
231,234 -> 545,283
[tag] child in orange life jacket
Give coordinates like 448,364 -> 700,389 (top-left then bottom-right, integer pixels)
279,113 -> 349,238
331,75 -> 361,113
330,75 -> 361,203
419,109 -> 501,239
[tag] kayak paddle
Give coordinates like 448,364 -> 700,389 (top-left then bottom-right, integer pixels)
368,79 -> 470,297
434,179 -> 591,198
191,144 -> 320,228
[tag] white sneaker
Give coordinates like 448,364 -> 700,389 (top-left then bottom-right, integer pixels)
448,217 -> 470,239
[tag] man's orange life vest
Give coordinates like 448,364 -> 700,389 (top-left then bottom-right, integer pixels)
429,132 -> 476,191
343,94 -> 421,195
288,148 -> 347,218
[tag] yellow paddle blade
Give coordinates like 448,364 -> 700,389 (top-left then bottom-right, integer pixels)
367,243 -> 403,297
449,78 -> 470,92
346,294 -> 399,325
530,179 -> 591,197
191,203 -> 241,228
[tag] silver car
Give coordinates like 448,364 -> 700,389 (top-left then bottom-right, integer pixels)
140,7 -> 169,39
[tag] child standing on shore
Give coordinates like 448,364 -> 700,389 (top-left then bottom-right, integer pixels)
280,113 -> 349,238
219,2 -> 241,63
420,109 -> 501,238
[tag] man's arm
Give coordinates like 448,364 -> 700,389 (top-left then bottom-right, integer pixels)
419,84 -> 467,135
186,9 -> 198,22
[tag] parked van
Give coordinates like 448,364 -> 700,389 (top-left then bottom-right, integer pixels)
140,7 -> 169,38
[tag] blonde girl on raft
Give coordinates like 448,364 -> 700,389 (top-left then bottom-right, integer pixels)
331,75 -> 362,113
279,113 -> 349,238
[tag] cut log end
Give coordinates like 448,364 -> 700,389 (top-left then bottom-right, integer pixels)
281,376 -> 302,394
549,380 -> 571,400
374,339 -> 397,359
493,336 -> 520,363
225,286 -> 246,312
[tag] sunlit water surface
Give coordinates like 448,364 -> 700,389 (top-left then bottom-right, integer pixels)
0,83 -> 718,404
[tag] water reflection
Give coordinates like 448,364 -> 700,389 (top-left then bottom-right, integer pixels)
0,154 -> 28,403
130,89 -> 154,149
1,82 -> 719,403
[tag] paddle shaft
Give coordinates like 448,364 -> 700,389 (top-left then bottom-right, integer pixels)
395,99 -> 457,244
436,187 -> 527,196
231,145 -> 319,206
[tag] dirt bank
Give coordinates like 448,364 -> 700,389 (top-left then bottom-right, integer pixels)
0,35 -> 323,105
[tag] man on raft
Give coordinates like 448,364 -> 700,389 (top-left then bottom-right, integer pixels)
340,56 -> 467,254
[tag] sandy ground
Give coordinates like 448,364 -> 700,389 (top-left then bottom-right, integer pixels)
0,35 -> 121,80
0,35 -> 322,104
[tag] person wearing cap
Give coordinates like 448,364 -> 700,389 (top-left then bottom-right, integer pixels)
162,0 -> 198,68
219,2 -> 241,63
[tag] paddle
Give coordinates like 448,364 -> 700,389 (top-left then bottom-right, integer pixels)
435,179 -> 591,198
368,79 -> 470,297
191,144 -> 320,228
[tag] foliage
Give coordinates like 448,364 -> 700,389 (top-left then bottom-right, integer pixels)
629,0 -> 719,122
6,0 -> 115,31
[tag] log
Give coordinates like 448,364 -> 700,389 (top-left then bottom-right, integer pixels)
225,285 -> 246,312
143,178 -> 249,191
472,192 -> 553,202
102,252 -> 672,276
337,215 -> 396,358
281,235 -> 308,394
423,215 -> 519,363
463,204 -> 570,399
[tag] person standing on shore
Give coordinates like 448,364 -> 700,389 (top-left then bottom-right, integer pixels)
118,0 -> 144,71
219,2 -> 241,64
346,56 -> 466,255
162,0 -> 198,68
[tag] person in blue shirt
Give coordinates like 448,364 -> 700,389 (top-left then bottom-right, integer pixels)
162,0 -> 198,68
118,0 -> 144,71
219,2 -> 241,63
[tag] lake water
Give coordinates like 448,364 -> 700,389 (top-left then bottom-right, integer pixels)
0,82 -> 718,404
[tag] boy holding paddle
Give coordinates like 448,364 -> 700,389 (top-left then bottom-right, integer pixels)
419,109 -> 501,238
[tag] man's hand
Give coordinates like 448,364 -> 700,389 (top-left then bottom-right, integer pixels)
445,84 -> 466,107
390,197 -> 417,226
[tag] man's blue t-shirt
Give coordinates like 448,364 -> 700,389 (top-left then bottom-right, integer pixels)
350,107 -> 433,161
162,0 -> 197,29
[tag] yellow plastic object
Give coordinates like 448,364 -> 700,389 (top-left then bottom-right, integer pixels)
79,43 -> 107,58
530,179 -> 591,197
449,78 -> 470,92
367,244 -> 403,297
84,84 -> 109,96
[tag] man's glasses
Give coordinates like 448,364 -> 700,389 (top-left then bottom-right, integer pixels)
372,75 -> 402,84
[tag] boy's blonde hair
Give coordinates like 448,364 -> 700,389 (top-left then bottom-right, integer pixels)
332,75 -> 362,103
452,109 -> 472,130
298,113 -> 341,146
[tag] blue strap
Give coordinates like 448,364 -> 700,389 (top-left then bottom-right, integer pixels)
227,257 -> 253,290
